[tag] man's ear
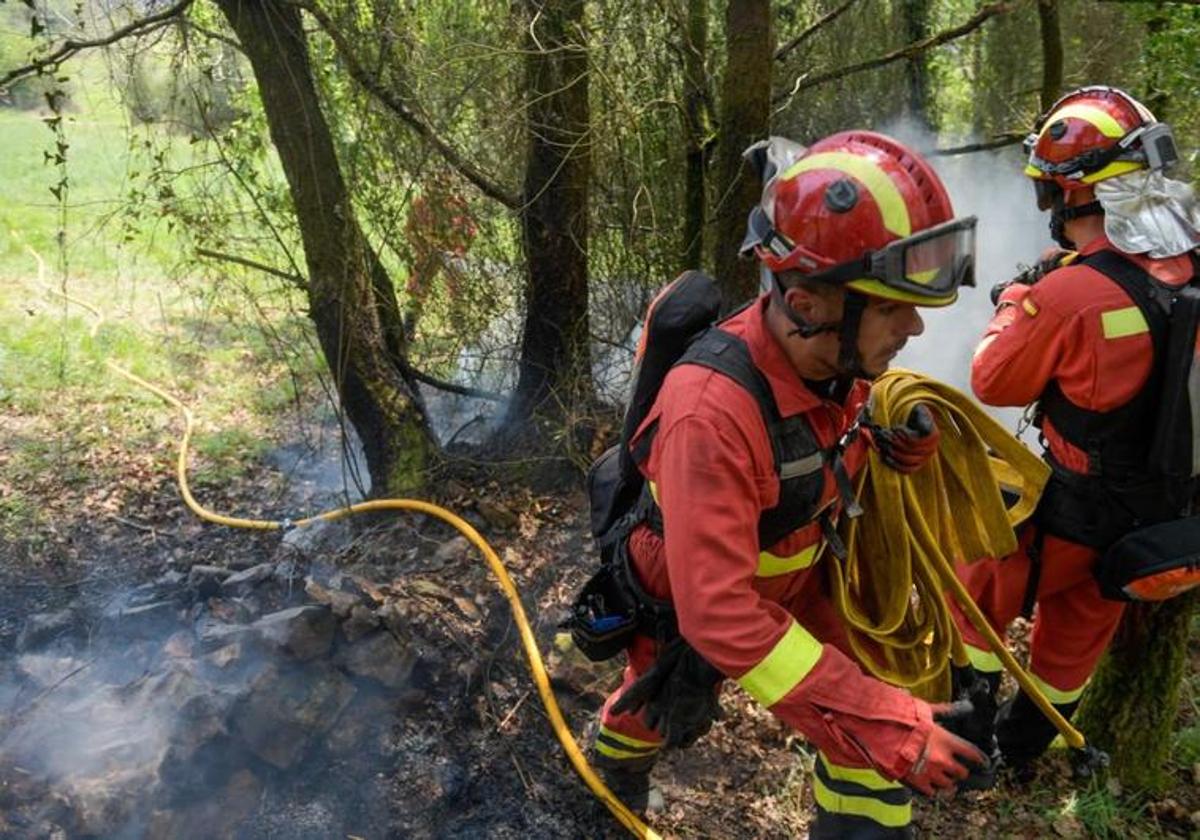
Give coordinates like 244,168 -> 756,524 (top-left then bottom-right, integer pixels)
782,284 -> 833,323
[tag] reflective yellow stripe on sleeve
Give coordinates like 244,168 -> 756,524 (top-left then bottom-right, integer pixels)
757,543 -> 820,578
1101,306 -> 1149,339
736,621 -> 823,708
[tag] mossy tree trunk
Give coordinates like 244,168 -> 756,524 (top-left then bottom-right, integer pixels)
1143,1 -> 1171,118
712,0 -> 772,303
1075,592 -> 1197,792
898,0 -> 933,132
507,0 -> 593,427
215,0 -> 435,494
1036,0 -> 1063,111
680,0 -> 713,270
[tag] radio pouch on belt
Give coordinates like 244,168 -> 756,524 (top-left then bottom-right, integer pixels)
1096,515 -> 1200,601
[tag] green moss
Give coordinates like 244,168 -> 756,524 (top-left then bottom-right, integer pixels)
385,418 -> 433,496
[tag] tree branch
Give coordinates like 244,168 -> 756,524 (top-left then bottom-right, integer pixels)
932,132 -> 1026,156
775,0 -> 859,63
182,19 -> 245,54
404,366 -> 505,402
195,247 -> 502,401
774,1 -> 1012,105
0,0 -> 196,91
195,247 -> 307,288
291,0 -> 521,210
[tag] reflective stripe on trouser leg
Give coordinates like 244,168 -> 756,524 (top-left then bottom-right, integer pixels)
592,723 -> 661,770
595,660 -> 663,773
809,752 -> 912,838
964,642 -> 1003,678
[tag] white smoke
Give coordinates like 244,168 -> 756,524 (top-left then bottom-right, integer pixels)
888,121 -> 1054,435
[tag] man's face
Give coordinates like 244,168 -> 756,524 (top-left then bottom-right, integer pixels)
856,297 -> 925,378
778,281 -> 925,379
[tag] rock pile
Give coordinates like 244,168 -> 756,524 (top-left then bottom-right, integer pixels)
0,551 -> 437,839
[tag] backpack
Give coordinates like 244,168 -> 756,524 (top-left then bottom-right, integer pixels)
1035,249 -> 1200,601
567,271 -> 837,660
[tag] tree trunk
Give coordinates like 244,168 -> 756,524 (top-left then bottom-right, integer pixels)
712,0 -> 772,303
898,0 -> 933,132
970,21 -> 985,137
1036,0 -> 1063,112
215,0 -> 435,494
507,0 -> 593,426
1143,2 -> 1171,119
681,0 -> 712,270
1075,592 -> 1197,792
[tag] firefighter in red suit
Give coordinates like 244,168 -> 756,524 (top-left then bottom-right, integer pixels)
951,86 -> 1200,775
590,131 -> 986,838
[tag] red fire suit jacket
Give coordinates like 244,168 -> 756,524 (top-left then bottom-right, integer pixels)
623,296 -> 932,781
973,235 -> 1196,471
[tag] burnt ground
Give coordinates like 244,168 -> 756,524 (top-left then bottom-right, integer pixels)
2,439 -> 1200,839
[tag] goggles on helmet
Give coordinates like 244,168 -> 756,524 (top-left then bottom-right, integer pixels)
764,216 -> 977,302
1024,121 -> 1179,189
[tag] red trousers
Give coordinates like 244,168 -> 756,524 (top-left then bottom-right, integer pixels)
951,526 -> 1126,700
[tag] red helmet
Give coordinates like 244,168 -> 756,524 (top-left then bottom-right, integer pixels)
743,131 -> 974,308
1024,86 -> 1175,205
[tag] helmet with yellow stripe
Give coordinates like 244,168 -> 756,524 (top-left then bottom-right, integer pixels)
741,131 -> 976,378
742,130 -> 976,308
1024,86 -> 1177,203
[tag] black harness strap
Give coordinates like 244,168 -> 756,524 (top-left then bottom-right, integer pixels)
1033,249 -> 1200,550
1037,250 -> 1172,475
637,328 -> 834,551
1020,527 -> 1045,619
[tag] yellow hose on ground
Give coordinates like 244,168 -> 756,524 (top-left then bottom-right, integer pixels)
45,273 -> 1085,814
36,265 -> 662,837
105,363 -> 662,838
832,369 -> 1085,748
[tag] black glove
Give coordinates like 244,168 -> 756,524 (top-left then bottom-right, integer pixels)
989,250 -> 1074,306
610,637 -> 724,749
934,682 -> 999,792
949,665 -> 999,744
868,404 -> 940,474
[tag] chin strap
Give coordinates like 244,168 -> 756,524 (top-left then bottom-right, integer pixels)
768,269 -> 870,382
1049,195 -> 1104,250
836,291 -> 869,382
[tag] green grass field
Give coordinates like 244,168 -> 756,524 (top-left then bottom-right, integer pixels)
0,66 -> 323,539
